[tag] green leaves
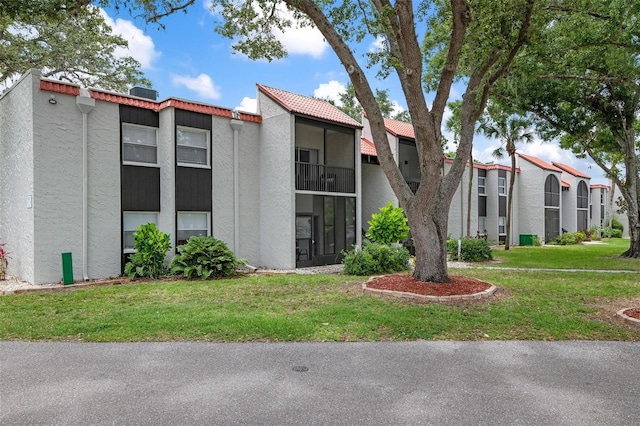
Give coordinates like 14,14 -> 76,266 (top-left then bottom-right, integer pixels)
170,236 -> 244,279
366,202 -> 410,245
124,223 -> 171,279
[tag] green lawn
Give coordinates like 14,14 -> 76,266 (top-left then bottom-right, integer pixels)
1,255 -> 639,342
490,238 -> 640,271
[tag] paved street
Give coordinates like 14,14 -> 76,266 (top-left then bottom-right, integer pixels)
1,341 -> 639,425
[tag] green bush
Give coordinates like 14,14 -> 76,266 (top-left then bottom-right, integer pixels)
611,217 -> 624,233
366,202 -> 409,244
447,238 -> 493,262
611,228 -> 623,238
170,236 -> 244,279
342,242 -> 410,275
124,223 -> 171,279
550,231 -> 587,245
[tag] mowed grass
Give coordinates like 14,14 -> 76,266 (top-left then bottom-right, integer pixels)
490,238 -> 640,271
1,258 -> 639,342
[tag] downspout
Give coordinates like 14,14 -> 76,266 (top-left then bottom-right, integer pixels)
76,88 -> 95,281
230,113 -> 244,253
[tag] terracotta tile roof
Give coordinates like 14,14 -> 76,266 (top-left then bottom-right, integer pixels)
552,162 -> 590,179
360,138 -> 377,156
474,163 -> 519,173
561,180 -> 570,188
257,84 -> 361,128
41,78 -> 262,123
517,153 -> 563,172
383,117 -> 415,139
590,184 -> 611,190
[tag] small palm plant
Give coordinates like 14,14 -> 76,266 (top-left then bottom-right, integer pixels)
0,243 -> 10,281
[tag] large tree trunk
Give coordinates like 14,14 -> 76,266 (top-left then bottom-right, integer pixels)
466,150 -> 473,237
622,211 -> 640,258
406,198 -> 451,283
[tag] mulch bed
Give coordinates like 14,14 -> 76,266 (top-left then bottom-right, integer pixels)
625,308 -> 640,320
366,274 -> 491,296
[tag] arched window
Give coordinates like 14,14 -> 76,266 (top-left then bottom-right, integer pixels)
544,175 -> 560,207
577,181 -> 588,209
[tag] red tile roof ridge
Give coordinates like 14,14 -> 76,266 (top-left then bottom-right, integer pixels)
517,152 -> 563,172
382,117 -> 415,139
551,161 -> 590,179
40,78 -> 262,123
561,180 -> 571,188
590,184 -> 611,189
257,84 -> 362,128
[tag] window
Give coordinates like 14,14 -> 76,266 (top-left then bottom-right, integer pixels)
177,127 -> 210,166
177,212 -> 210,246
478,177 -> 486,195
498,216 -> 506,235
498,177 -> 506,195
577,181 -> 589,209
600,189 -> 605,204
478,216 -> 486,234
123,212 -> 158,251
544,175 -> 560,207
324,197 -> 335,254
122,123 -> 157,164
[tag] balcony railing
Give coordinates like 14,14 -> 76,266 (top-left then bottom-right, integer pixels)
296,162 -> 355,193
406,179 -> 420,194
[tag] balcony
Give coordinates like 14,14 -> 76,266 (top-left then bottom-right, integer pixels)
296,162 -> 355,193
406,178 -> 420,194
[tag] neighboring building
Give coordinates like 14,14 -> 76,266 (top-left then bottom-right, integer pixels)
0,70 -> 361,284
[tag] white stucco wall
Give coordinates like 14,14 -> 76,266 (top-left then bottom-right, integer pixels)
361,163 -> 396,229
257,92 -> 295,268
158,107 -> 175,259
28,81 -> 121,283
0,71 -> 36,283
211,115 -> 235,247
237,121 -> 262,263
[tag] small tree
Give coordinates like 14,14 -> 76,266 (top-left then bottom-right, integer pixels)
366,202 -> 410,245
124,223 -> 171,279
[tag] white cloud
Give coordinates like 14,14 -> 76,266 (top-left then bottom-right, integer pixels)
170,73 -> 221,100
313,80 -> 346,105
369,36 -> 387,53
236,97 -> 257,113
99,9 -> 161,70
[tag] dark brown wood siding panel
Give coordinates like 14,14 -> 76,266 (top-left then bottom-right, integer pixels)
175,109 -> 212,131
499,195 -> 507,216
176,166 -> 212,211
478,196 -> 487,217
119,105 -> 159,127
121,166 -> 160,211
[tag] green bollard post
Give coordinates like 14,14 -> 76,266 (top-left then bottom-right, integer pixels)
61,252 -> 74,285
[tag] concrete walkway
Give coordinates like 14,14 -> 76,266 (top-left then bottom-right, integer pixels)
2,341 -> 639,425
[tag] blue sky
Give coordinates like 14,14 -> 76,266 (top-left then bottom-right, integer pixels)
100,1 -> 608,184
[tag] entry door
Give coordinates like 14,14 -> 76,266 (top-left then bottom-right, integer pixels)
296,214 -> 313,267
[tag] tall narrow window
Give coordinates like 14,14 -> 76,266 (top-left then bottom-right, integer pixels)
498,216 -> 506,235
478,177 -> 486,195
177,127 -> 210,167
177,212 -> 210,246
498,177 -> 506,195
122,123 -> 158,165
324,197 -> 335,254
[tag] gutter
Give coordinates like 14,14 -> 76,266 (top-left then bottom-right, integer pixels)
76,88 -> 95,281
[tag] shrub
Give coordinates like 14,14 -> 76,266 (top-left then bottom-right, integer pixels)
366,202 -> 409,245
342,242 -> 410,275
0,242 -> 10,280
447,238 -> 492,262
124,223 -> 171,279
611,217 -> 624,233
611,228 -> 623,238
170,236 -> 244,279
549,232 -> 587,245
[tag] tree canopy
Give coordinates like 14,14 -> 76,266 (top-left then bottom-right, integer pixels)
1,1 -> 149,92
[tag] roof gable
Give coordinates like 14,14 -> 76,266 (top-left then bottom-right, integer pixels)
383,117 -> 415,139
551,162 -> 590,179
517,153 -> 563,172
257,84 -> 362,128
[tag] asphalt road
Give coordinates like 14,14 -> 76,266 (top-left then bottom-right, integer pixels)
1,341 -> 639,425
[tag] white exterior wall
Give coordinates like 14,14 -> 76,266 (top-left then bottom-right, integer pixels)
516,159 -> 547,241
508,169 -> 520,246
158,108 -> 175,259
237,121 -> 262,263
361,163 -> 396,229
561,175 -> 576,233
0,71 -> 36,283
257,92 -> 295,269
211,115 -> 236,247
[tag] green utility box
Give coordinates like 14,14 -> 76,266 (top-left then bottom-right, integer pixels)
519,234 -> 537,246
61,252 -> 74,285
